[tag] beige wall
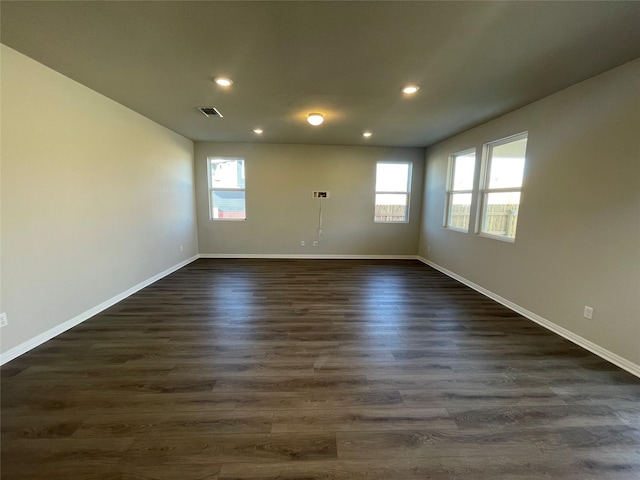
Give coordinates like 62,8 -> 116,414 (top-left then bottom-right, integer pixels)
0,45 -> 198,356
195,143 -> 424,257
419,58 -> 640,366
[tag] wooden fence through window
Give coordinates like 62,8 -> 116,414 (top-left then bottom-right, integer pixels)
450,204 -> 519,237
375,204 -> 407,222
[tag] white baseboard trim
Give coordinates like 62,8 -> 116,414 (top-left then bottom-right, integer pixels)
198,253 -> 419,260
417,256 -> 640,378
0,255 -> 199,365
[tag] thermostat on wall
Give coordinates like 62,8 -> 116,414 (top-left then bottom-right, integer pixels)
312,191 -> 330,198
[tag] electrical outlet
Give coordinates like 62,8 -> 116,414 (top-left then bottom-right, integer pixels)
583,306 -> 593,320
180,245 -> 184,252
427,245 -> 431,252
0,313 -> 7,328
313,241 -> 319,247
300,241 -> 305,247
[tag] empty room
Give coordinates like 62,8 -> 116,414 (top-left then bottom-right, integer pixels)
1,1 -> 639,479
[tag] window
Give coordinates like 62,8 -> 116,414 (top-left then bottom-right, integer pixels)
478,133 -> 528,241
208,157 -> 246,220
375,162 -> 412,222
444,149 -> 476,231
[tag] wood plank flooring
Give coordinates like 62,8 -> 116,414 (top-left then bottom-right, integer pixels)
2,259 -> 639,479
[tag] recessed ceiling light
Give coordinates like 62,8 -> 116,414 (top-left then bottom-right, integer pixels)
363,131 -> 372,138
307,113 -> 324,126
214,77 -> 233,87
402,84 -> 420,95
253,128 -> 263,134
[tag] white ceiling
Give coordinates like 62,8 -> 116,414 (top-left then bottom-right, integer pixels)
2,1 -> 639,148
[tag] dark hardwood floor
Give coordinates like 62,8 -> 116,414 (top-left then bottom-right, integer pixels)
2,259 -> 639,479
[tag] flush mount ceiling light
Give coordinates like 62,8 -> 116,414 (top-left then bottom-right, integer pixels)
363,131 -> 372,138
307,113 -> 324,126
214,76 -> 233,87
402,84 -> 420,95
253,128 -> 263,134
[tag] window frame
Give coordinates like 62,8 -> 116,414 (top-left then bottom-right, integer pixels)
207,157 -> 246,221
477,132 -> 528,242
374,161 -> 413,223
444,148 -> 476,233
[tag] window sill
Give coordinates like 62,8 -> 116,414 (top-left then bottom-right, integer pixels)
444,226 -> 469,234
478,232 -> 516,243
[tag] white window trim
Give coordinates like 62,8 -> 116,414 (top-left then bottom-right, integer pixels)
374,161 -> 413,223
444,148 -> 476,233
207,157 -> 246,221
476,132 -> 528,243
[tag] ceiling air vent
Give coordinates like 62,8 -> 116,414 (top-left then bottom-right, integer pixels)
198,107 -> 223,118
